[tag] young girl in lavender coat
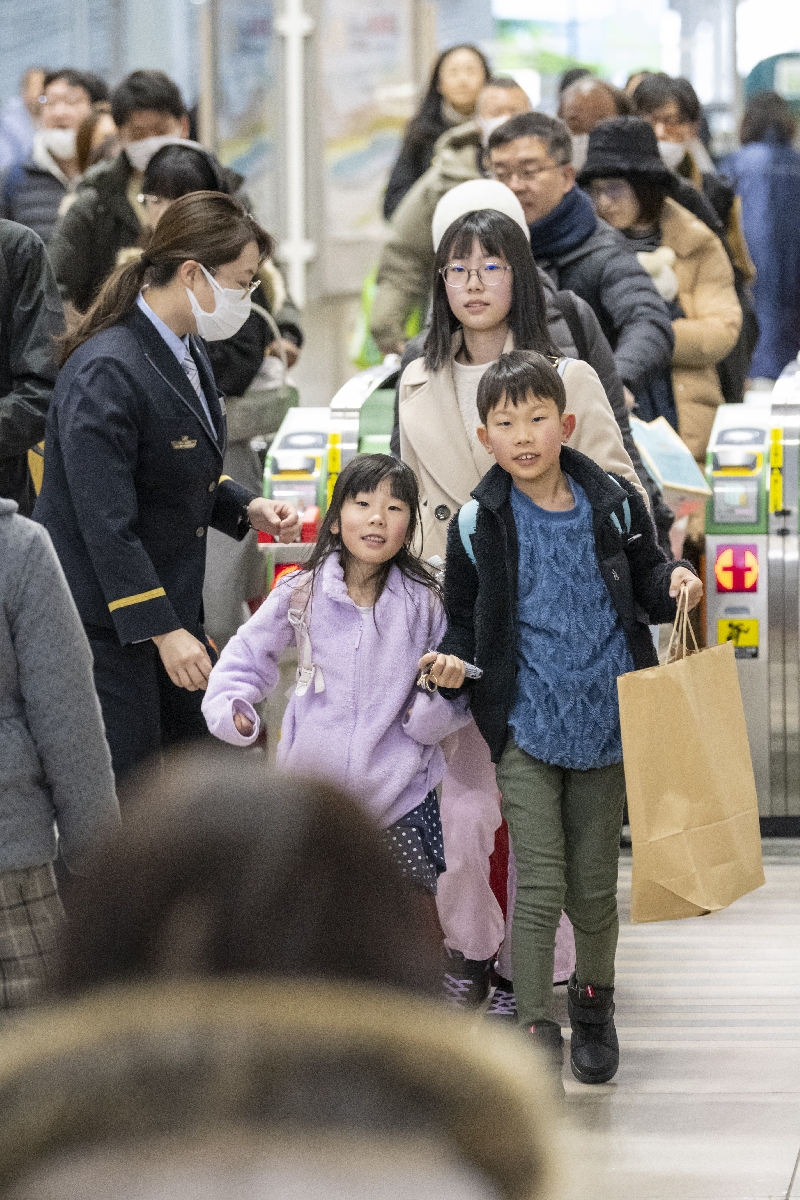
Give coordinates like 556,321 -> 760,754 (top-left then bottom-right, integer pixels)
203,454 -> 470,894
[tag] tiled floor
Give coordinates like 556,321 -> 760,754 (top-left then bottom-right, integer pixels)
560,841 -> 800,1200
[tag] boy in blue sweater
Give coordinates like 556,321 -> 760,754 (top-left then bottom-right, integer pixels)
435,350 -> 702,1083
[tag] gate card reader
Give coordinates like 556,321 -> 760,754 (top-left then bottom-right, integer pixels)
705,397 -> 800,822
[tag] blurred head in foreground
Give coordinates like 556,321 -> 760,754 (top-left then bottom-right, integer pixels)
0,978 -> 557,1199
53,747 -> 443,996
0,750 -> 558,1199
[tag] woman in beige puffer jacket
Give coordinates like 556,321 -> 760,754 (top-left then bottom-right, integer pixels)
640,198 -> 742,463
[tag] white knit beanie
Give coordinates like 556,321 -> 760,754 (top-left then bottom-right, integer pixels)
431,180 -> 530,251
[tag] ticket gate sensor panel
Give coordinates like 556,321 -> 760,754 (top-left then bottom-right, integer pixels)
705,397 -> 800,821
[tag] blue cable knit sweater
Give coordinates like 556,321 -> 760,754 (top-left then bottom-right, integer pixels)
509,481 -> 635,770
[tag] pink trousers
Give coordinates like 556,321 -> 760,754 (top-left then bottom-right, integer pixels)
438,718 -> 576,983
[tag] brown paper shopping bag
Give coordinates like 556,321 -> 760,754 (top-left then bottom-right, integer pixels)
617,588 -> 765,922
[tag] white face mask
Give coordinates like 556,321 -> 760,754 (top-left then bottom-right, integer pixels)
125,135 -> 183,173
571,132 -> 589,170
40,127 -> 77,161
476,114 -> 511,146
658,139 -> 686,170
187,264 -> 254,341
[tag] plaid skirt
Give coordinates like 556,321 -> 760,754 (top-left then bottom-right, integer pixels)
0,864 -> 64,1009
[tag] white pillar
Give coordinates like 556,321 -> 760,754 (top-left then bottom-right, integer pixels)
276,0 -> 317,309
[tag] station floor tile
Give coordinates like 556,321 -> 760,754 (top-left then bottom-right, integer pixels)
559,842 -> 800,1200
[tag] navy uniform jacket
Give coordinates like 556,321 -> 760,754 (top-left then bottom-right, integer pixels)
34,304 -> 254,645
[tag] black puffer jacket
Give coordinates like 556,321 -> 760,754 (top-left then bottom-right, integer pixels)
535,220 -> 675,395
438,448 -> 689,762
0,157 -> 67,245
0,220 -> 63,512
49,154 -> 141,312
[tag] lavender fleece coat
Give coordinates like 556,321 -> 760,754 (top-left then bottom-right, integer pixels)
202,553 -> 471,828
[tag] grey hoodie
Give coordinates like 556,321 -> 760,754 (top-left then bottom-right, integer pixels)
0,497 -> 118,871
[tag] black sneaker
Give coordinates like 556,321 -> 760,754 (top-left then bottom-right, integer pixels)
486,977 -> 516,1021
442,949 -> 493,1008
567,973 -> 619,1084
526,1021 -> 564,1077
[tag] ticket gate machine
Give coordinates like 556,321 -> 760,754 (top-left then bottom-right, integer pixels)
705,392 -> 800,824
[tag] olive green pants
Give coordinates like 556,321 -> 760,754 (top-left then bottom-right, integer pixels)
497,738 -> 626,1027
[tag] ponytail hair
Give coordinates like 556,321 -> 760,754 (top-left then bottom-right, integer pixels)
59,191 -> 274,364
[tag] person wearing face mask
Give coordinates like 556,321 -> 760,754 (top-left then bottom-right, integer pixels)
632,74 -> 758,403
138,141 -> 305,649
557,76 -> 630,171
578,117 -> 741,489
0,69 -> 109,245
371,77 -> 532,356
632,74 -> 754,279
49,70 -> 191,312
486,112 -> 675,413
34,193 -> 301,785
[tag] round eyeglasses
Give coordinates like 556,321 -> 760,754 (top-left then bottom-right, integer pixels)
587,180 -> 634,204
440,262 -> 511,288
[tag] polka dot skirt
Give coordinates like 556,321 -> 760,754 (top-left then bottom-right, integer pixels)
382,790 -> 445,895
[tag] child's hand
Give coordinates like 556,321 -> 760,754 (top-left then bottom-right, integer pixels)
418,651 -> 466,689
670,567 -> 703,610
233,711 -> 255,737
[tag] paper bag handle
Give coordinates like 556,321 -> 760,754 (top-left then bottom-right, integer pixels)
666,583 -> 699,664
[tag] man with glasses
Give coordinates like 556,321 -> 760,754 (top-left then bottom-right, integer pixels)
0,70 -> 109,245
487,111 -> 674,410
50,70 -> 190,312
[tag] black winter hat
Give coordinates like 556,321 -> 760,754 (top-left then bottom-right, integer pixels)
576,116 -> 678,193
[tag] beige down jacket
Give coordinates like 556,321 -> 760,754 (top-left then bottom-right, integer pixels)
372,122 -> 483,353
398,333 -> 646,561
661,197 -> 742,463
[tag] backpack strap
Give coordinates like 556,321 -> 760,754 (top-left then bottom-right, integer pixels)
606,474 -> 632,536
553,291 -> 591,364
458,499 -> 479,565
556,357 -> 569,378
287,576 -> 325,696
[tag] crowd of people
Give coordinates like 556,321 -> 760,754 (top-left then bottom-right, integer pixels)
0,47 -> 796,1172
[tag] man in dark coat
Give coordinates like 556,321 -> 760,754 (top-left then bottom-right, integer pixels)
49,70 -> 190,311
0,70 -> 109,246
487,111 -> 674,406
0,219 -> 64,513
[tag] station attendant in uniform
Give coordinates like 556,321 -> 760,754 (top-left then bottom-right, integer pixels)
35,192 -> 301,782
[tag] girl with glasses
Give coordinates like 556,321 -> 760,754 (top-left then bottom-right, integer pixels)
397,195 -> 646,1023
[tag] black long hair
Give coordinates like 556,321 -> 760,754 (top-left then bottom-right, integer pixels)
403,44 -> 490,156
425,209 -> 560,372
143,142 -> 232,198
303,454 -> 439,609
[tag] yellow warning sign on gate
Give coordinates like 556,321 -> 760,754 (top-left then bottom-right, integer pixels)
718,618 -> 759,659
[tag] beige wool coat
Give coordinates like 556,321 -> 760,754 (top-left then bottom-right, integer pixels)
399,334 -> 646,561
661,197 -> 742,463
